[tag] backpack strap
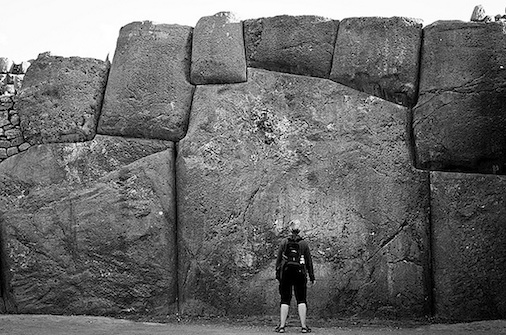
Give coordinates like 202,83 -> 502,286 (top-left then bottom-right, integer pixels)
282,239 -> 288,259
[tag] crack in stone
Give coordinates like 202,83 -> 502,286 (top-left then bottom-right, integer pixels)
367,219 -> 410,263
241,185 -> 261,226
413,97 -> 455,128
0,217 -> 5,311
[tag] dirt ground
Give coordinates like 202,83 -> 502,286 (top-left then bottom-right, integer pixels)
0,315 -> 506,335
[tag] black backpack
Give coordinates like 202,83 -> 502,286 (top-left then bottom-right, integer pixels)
284,239 -> 302,268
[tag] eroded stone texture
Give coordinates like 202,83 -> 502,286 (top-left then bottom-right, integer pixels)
98,21 -> 194,141
431,172 -> 506,320
0,58 -> 13,74
413,21 -> 506,174
177,68 -> 430,317
244,15 -> 339,78
470,5 -> 487,22
330,17 -> 422,107
0,136 -> 177,315
190,12 -> 247,84
16,53 -> 109,145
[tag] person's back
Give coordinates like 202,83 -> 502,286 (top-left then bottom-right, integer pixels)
275,220 -> 315,333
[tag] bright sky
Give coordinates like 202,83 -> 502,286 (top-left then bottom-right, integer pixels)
1,0 -> 504,63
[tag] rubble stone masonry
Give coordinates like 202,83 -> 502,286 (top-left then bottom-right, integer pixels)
0,58 -> 30,163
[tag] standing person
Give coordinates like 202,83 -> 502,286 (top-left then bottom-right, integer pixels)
275,220 -> 315,333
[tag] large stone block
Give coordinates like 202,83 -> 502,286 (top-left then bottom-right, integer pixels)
330,17 -> 423,107
244,15 -> 339,78
98,21 -> 194,141
16,53 -> 109,145
177,68 -> 430,317
413,21 -> 506,174
431,172 -> 506,320
190,12 -> 247,85
0,136 -> 177,316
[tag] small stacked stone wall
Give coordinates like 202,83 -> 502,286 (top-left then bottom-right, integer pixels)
0,11 -> 505,322
0,58 -> 30,162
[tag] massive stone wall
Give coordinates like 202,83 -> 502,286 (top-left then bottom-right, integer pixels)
0,12 -> 505,321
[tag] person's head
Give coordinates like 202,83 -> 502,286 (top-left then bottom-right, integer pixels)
289,219 -> 301,235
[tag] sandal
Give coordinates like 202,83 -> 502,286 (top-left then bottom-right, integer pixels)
301,326 -> 312,333
274,325 -> 286,333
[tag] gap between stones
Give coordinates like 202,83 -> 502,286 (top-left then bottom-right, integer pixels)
0,213 -> 14,313
426,172 -> 436,316
0,215 -> 5,311
171,142 -> 180,317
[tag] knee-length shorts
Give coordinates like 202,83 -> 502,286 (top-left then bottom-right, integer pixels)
279,266 -> 307,305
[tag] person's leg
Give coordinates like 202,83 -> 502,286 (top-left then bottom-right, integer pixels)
298,302 -> 307,328
277,271 -> 293,331
280,303 -> 289,327
294,271 -> 309,330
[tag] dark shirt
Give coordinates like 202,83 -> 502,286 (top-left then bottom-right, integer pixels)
276,234 -> 315,282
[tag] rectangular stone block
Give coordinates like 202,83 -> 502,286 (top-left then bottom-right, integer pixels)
6,147 -> 18,157
190,12 -> 246,85
177,68 -> 430,317
330,17 -> 423,107
244,15 -> 339,78
431,171 -> 506,320
16,53 -> 109,145
413,21 -> 506,174
4,129 -> 21,140
98,21 -> 194,141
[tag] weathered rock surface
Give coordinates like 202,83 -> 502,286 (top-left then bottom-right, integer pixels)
431,172 -> 506,320
190,12 -> 247,84
177,68 -> 430,317
16,53 -> 109,145
330,17 -> 423,107
244,15 -> 339,78
413,21 -> 506,174
470,5 -> 487,22
0,58 -> 13,74
98,21 -> 194,141
0,136 -> 176,315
